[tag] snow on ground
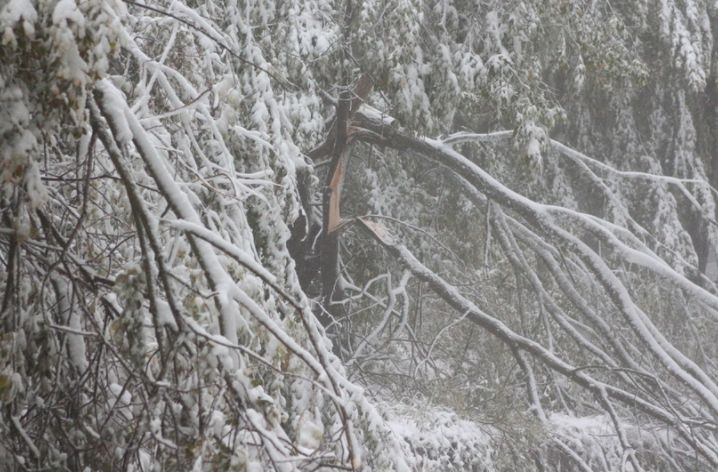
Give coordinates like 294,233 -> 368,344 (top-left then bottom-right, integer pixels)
381,399 -> 496,471
378,400 -> 672,471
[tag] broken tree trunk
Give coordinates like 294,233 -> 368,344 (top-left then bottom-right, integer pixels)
294,75 -> 373,336
318,89 -> 351,329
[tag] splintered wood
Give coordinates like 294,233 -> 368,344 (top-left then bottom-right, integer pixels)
357,217 -> 396,246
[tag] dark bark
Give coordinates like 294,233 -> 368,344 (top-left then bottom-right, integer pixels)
287,166 -> 321,295
292,75 -> 373,334
317,90 -> 351,331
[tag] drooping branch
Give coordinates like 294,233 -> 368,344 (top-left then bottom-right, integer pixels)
311,98 -> 718,467
349,106 -> 718,417
93,79 -> 374,470
356,217 -> 718,466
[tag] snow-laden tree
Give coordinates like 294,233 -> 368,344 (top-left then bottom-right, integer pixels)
0,0 -> 411,470
1,0 -> 718,470
292,0 -> 718,470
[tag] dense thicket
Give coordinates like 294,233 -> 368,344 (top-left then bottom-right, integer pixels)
1,0 -> 717,470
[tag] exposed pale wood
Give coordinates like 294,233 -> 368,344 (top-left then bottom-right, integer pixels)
327,153 -> 347,233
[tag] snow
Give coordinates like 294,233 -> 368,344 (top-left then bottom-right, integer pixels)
0,0 -> 37,31
9,0 -> 718,469
550,413 -> 614,436
52,0 -> 84,28
49,274 -> 88,371
97,81 -> 133,146
155,300 -> 179,330
109,383 -> 132,406
209,410 -> 225,438
100,78 -> 245,344
383,401 -> 495,471
166,219 -> 277,284
442,130 -> 512,145
382,126 -> 718,416
296,408 -> 324,451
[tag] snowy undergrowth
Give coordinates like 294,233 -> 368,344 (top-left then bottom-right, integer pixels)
384,401 -> 496,471
0,0 -> 412,469
380,399 -> 673,472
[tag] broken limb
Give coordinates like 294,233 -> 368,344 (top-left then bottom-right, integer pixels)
357,216 -> 718,466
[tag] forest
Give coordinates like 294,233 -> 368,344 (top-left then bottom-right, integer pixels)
1,0 -> 718,470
